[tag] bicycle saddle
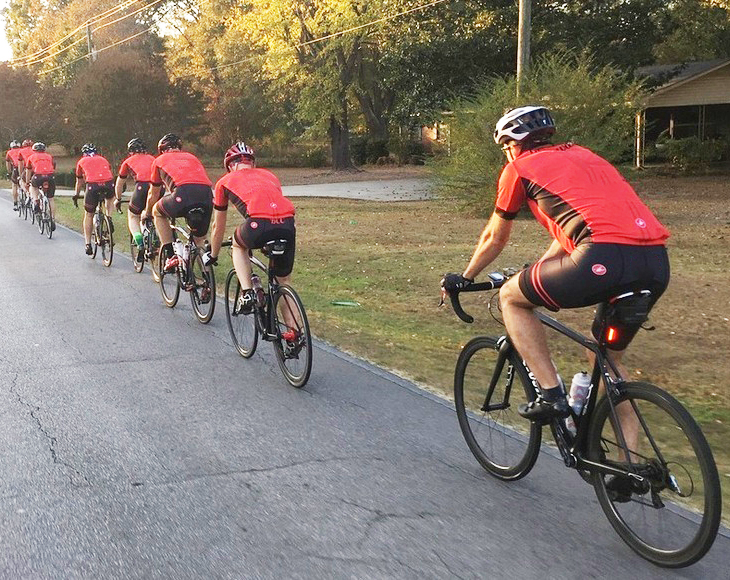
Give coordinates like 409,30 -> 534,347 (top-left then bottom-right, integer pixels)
263,239 -> 288,256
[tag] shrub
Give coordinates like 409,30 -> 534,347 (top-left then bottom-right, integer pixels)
351,137 -> 390,165
656,136 -> 728,171
435,50 -> 648,214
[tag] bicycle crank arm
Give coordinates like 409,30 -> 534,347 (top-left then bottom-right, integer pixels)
573,456 -> 647,485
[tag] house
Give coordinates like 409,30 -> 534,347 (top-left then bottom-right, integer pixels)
634,58 -> 730,167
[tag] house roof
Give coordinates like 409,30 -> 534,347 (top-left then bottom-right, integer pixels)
636,59 -> 730,95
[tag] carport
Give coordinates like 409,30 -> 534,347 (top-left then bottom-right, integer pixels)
634,58 -> 730,167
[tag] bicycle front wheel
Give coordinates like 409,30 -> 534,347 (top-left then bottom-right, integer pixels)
159,248 -> 180,307
272,285 -> 312,388
189,251 -> 215,324
225,269 -> 258,358
100,216 -> 113,266
131,234 -> 144,273
454,336 -> 542,481
587,382 -> 721,568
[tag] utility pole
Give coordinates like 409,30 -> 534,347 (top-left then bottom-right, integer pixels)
517,0 -> 531,99
86,24 -> 96,62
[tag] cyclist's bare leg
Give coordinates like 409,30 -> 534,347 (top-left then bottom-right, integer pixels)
587,348 -> 640,461
11,181 -> 18,203
104,196 -> 115,217
274,274 -> 299,330
500,278 -> 560,390
49,197 -> 56,219
83,211 -> 93,244
152,203 -> 173,245
231,240 -> 253,290
30,184 -> 40,206
128,210 -> 142,242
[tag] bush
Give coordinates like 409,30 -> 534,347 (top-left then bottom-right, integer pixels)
54,171 -> 77,188
656,136 -> 728,171
389,133 -> 426,165
435,50 -> 648,214
351,137 -> 389,165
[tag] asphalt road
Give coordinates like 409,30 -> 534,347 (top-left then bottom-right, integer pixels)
0,190 -> 727,579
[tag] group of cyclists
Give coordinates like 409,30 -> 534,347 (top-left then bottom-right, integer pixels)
5,139 -> 58,230
5,133 -> 298,316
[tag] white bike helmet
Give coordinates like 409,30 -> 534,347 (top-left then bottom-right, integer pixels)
493,106 -> 555,145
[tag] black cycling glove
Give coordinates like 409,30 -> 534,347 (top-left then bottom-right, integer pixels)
441,273 -> 473,291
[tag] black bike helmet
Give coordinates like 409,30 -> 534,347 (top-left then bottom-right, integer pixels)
32,142 -> 46,152
81,143 -> 97,156
157,133 -> 182,154
127,137 -> 147,153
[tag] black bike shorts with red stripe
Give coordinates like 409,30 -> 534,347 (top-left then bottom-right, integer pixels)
234,217 -> 296,277
84,181 -> 115,213
31,174 -> 56,198
519,243 -> 670,349
128,182 -> 150,215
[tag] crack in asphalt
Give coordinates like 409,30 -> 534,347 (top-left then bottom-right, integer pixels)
8,373 -> 91,488
433,550 -> 467,580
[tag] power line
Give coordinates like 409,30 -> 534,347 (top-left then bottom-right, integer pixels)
9,0 -> 139,65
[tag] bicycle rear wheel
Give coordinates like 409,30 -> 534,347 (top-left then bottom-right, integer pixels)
189,250 -> 215,323
454,336 -> 542,481
225,269 -> 258,358
587,382 -> 721,568
100,215 -> 113,266
149,229 -> 161,283
16,193 -> 23,218
37,201 -> 45,234
43,200 -> 53,239
131,234 -> 144,273
272,285 -> 312,387
159,247 -> 180,307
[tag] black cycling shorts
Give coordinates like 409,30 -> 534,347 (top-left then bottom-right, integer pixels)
234,216 -> 296,277
84,181 -> 115,213
519,243 -> 670,349
128,182 -> 150,215
31,174 -> 56,198
10,167 -> 19,185
156,183 -> 213,238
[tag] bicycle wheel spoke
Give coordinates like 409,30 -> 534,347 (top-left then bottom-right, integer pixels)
225,270 -> 257,358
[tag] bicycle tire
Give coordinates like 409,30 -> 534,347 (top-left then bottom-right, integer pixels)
224,269 -> 258,358
131,234 -> 144,273
454,336 -> 542,481
149,227 -> 161,283
159,247 -> 180,307
272,285 -> 312,388
30,200 -> 36,225
44,200 -> 53,239
37,200 -> 45,234
100,215 -> 113,267
16,193 -> 23,218
587,381 -> 721,568
189,250 -> 215,323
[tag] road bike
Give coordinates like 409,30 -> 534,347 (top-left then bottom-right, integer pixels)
158,213 -> 215,324
445,271 -> 721,568
35,181 -> 54,239
221,238 -> 312,387
74,194 -> 114,266
17,183 -> 30,220
117,200 -> 161,281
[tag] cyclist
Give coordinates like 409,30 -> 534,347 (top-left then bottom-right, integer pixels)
73,143 -> 115,255
208,142 -> 296,313
17,138 -> 34,199
114,138 -> 156,263
25,142 -> 57,230
441,106 -> 670,429
5,140 -> 22,210
141,133 -> 213,273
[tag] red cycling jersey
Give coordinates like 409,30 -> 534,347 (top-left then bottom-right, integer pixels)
496,143 -> 669,253
26,152 -> 55,175
213,168 -> 295,219
5,148 -> 22,167
76,155 -> 114,184
17,146 -> 34,167
118,153 -> 156,182
150,151 -> 211,191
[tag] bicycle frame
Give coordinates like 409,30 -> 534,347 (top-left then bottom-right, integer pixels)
250,251 -> 282,341
451,280 -> 662,488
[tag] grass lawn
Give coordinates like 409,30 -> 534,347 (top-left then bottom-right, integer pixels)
10,171 -> 730,522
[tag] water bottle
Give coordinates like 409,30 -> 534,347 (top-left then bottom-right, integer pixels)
182,242 -> 190,263
251,274 -> 265,306
93,213 -> 99,228
564,372 -> 591,436
173,240 -> 184,257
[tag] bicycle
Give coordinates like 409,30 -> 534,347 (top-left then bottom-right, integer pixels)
445,271 -> 721,568
117,200 -> 161,281
73,194 -> 114,267
221,238 -> 312,388
35,182 -> 54,239
16,183 -> 29,220
158,213 -> 215,324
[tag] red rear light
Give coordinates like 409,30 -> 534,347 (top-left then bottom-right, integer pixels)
606,327 -> 619,343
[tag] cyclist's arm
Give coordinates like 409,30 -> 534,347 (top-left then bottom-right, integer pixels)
209,208 -> 227,258
114,176 -> 127,200
145,184 -> 162,215
74,175 -> 85,196
5,159 -> 12,174
462,212 -> 513,280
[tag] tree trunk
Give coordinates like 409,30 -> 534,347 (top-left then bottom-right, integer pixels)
328,93 -> 353,170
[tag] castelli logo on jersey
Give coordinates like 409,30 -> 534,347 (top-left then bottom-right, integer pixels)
175,196 -> 182,203
592,264 -> 607,276
635,218 -> 647,228
270,202 -> 277,209
250,221 -> 258,229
